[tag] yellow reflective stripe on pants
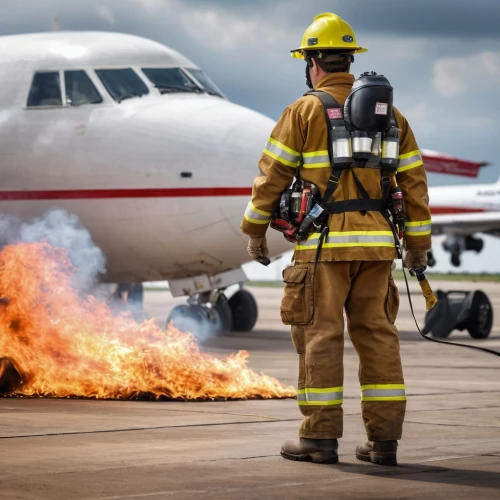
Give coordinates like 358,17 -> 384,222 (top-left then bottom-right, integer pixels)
302,150 -> 330,168
295,231 -> 395,251
244,201 -> 272,225
405,219 -> 432,236
297,387 -> 343,406
397,149 -> 423,173
361,384 -> 406,402
263,137 -> 300,168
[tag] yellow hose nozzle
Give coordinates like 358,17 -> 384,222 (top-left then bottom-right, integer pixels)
410,268 -> 438,311
419,278 -> 438,310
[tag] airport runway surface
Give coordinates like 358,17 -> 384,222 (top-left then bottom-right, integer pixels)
1,279 -> 499,499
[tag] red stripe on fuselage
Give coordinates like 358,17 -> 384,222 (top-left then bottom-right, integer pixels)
0,187 -> 253,201
430,206 -> 486,215
0,190 -> 491,217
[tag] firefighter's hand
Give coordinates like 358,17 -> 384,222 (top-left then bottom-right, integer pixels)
404,250 -> 428,271
247,236 -> 269,262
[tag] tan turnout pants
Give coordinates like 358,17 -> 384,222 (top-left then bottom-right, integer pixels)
281,260 -> 406,441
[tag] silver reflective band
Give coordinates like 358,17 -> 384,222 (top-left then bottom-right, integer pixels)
264,140 -> 300,165
244,202 -> 272,225
382,140 -> 399,160
332,138 -> 352,158
297,387 -> 344,405
362,389 -> 406,398
353,136 -> 373,153
302,154 -> 330,166
405,223 -> 431,233
398,150 -> 422,170
297,232 -> 395,249
297,391 -> 344,402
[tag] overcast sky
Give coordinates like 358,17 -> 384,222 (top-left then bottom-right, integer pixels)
2,0 -> 500,272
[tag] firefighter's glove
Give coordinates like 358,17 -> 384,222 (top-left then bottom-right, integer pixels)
404,250 -> 428,271
247,236 -> 269,261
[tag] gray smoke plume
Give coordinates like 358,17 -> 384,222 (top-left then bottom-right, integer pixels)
0,209 -> 106,291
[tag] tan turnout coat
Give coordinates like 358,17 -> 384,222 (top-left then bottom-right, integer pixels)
240,72 -> 431,262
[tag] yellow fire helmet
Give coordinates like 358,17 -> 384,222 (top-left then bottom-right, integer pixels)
291,12 -> 367,59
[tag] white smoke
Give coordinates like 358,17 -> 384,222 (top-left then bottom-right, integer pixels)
0,209 -> 106,291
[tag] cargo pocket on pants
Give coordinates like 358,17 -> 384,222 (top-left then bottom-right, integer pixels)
386,276 -> 400,324
280,266 -> 314,326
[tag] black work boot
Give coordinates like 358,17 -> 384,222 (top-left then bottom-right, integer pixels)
281,438 -> 339,464
356,440 -> 398,466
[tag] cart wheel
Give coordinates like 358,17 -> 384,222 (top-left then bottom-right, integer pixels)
466,291 -> 493,339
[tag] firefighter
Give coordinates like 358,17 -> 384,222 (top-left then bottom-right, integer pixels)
241,12 -> 431,466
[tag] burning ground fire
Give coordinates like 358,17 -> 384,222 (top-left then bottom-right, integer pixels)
0,242 -> 295,400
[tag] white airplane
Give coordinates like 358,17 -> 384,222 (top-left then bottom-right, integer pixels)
0,30 -> 292,332
0,31 -> 495,333
429,177 -> 500,267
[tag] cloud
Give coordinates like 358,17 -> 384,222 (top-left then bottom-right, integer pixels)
96,5 -> 115,25
1,0 -> 499,181
433,50 -> 500,96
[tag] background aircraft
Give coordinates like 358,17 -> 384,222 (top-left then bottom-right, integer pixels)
0,31 -> 495,335
429,177 -> 500,267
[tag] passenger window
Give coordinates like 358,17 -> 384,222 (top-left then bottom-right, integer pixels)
27,72 -> 62,107
95,68 -> 149,102
65,71 -> 102,106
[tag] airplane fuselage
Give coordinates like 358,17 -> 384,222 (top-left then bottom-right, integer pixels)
430,183 -> 500,215
0,31 -> 290,283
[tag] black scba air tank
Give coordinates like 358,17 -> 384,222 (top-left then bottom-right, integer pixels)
344,71 -> 393,132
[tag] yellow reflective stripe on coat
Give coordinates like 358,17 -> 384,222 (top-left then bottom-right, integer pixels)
295,231 -> 395,250
361,384 -> 406,402
297,387 -> 343,406
302,150 -> 330,168
397,150 -> 423,173
263,137 -> 300,168
244,201 -> 272,225
405,219 -> 432,236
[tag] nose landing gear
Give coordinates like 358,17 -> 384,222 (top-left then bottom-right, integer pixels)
166,288 -> 259,338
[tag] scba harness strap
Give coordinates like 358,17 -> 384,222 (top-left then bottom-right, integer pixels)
303,89 -> 402,264
304,89 -> 397,213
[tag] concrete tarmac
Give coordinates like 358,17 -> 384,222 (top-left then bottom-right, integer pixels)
1,279 -> 500,499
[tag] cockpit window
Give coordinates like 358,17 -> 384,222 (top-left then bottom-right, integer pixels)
185,69 -> 223,97
95,68 -> 149,103
27,72 -> 63,107
65,71 -> 102,106
142,67 -> 201,94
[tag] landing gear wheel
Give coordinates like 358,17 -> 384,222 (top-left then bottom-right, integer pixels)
466,291 -> 493,339
427,251 -> 436,268
166,304 -> 209,334
214,294 -> 232,334
228,289 -> 258,332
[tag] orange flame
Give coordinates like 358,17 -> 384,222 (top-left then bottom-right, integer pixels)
0,242 -> 295,400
